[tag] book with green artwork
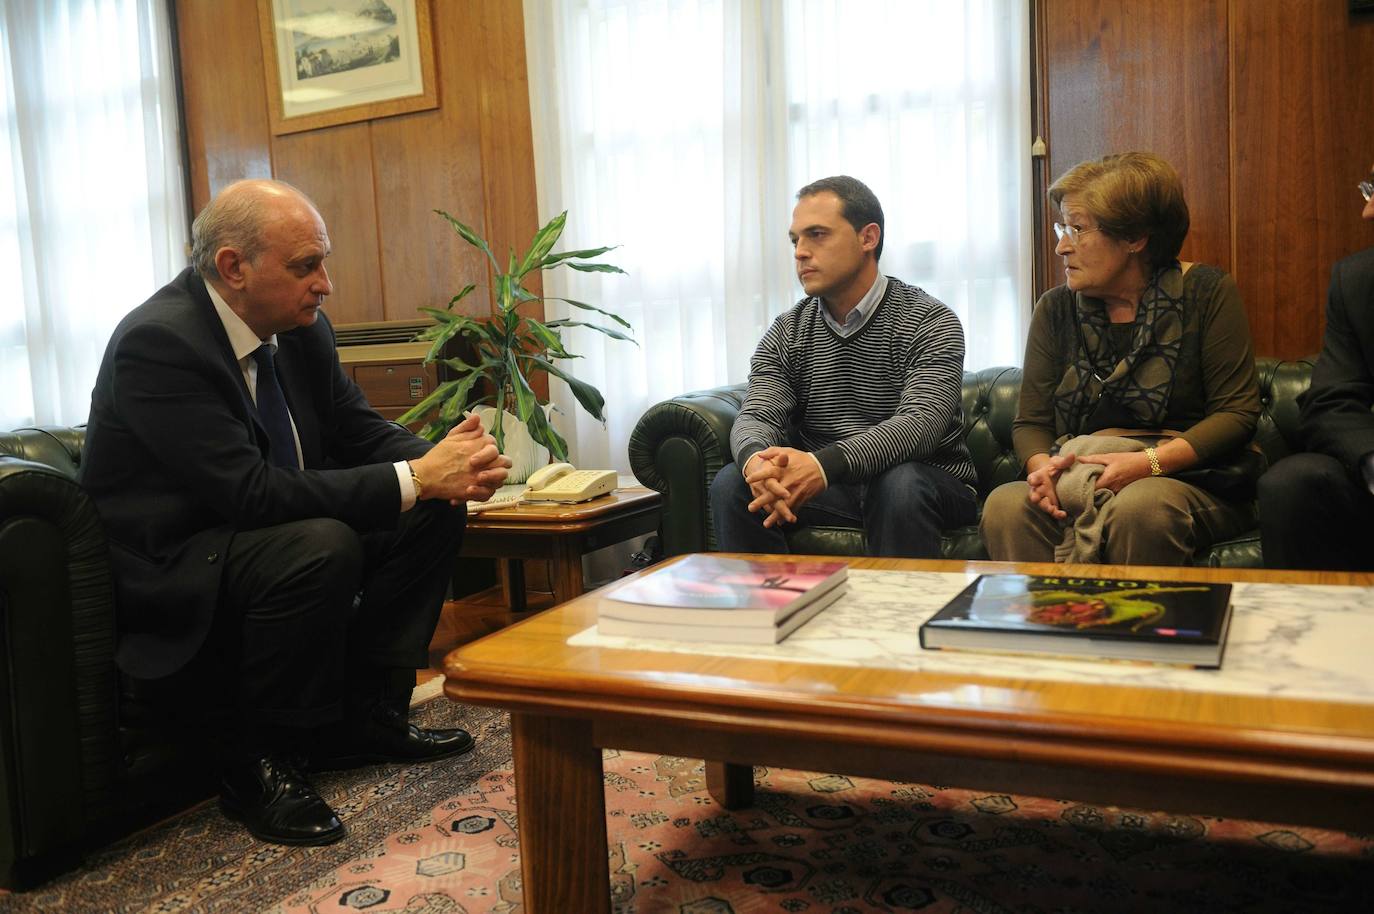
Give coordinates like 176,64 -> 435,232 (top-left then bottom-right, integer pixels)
919,574 -> 1233,668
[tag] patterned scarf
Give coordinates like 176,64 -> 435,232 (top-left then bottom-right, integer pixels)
1053,262 -> 1185,437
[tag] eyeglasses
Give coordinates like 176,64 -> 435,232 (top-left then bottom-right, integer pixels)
1360,174 -> 1373,202
1053,222 -> 1102,245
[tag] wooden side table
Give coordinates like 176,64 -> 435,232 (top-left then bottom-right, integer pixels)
460,487 -> 662,611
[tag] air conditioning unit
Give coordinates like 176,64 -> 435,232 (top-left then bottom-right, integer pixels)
335,320 -> 436,427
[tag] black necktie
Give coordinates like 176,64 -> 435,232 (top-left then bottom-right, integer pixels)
252,344 -> 299,469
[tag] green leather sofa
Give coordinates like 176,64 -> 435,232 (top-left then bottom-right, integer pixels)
628,356 -> 1313,567
0,426 -> 225,888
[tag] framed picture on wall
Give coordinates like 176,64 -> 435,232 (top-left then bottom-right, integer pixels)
258,0 -> 439,135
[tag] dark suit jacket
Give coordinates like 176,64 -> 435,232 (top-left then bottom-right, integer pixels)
1300,247 -> 1374,476
80,268 -> 431,678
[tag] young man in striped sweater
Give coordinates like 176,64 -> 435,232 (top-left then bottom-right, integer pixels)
709,176 -> 978,557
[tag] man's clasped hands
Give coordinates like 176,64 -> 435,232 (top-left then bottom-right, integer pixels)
743,447 -> 827,528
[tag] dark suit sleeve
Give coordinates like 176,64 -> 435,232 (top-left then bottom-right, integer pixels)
311,319 -> 432,468
111,319 -> 404,532
1299,254 -> 1374,473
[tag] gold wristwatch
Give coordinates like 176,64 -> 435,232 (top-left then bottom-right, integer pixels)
1144,447 -> 1162,477
408,461 -> 425,499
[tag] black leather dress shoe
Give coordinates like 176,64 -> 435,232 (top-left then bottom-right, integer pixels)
310,705 -> 476,771
219,754 -> 345,846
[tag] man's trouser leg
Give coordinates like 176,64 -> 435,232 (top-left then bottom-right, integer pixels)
863,461 -> 977,558
1260,452 -> 1374,570
352,498 -> 467,712
221,518 -> 365,752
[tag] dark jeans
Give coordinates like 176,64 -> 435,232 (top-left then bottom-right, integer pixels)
709,459 -> 977,558
1259,452 -> 1374,570
212,498 -> 466,733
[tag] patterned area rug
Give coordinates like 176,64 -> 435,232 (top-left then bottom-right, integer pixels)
2,697 -> 1371,913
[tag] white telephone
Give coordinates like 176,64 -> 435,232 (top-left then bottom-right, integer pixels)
524,462 -> 618,503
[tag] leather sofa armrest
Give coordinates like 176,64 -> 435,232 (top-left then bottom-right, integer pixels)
628,385 -> 747,556
0,455 -> 121,887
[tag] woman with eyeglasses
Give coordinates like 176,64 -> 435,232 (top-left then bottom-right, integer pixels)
980,151 -> 1262,566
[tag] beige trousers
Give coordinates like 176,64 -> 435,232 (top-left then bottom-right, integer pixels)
980,475 -> 1255,567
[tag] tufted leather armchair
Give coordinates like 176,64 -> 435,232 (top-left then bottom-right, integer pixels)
0,427 -> 224,888
628,357 -> 1314,567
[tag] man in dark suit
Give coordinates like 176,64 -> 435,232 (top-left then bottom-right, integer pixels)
1259,167 -> 1374,569
80,179 -> 511,845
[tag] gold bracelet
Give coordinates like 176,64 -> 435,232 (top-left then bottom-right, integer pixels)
1145,447 -> 1162,477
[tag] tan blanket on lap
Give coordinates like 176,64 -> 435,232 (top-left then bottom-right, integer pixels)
1053,435 -> 1149,564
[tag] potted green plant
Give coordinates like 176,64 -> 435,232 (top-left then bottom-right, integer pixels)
396,209 -> 633,471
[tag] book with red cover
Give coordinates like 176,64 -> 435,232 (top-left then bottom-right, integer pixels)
599,554 -> 848,629
919,573 -> 1233,668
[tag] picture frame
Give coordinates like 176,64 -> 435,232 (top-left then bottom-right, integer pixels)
258,0 -> 439,136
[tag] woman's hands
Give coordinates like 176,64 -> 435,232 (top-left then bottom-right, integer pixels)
1025,453 -> 1074,519
1075,450 -> 1154,493
1027,438 -> 1200,513
1077,438 -> 1199,493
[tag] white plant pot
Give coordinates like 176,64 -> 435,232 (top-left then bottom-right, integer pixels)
470,406 -> 551,485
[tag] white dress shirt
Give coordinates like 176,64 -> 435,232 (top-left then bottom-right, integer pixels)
205,281 -> 417,510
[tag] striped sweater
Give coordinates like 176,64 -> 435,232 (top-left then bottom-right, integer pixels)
731,277 -> 976,487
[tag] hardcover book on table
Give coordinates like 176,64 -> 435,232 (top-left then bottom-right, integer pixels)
597,586 -> 845,644
598,554 -> 848,638
919,574 -> 1233,668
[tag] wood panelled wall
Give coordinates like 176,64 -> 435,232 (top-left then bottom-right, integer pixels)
174,0 -> 539,328
1036,0 -> 1374,358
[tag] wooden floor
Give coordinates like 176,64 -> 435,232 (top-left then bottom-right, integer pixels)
417,584 -> 556,687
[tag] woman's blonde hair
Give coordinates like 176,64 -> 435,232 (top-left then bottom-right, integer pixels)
1048,152 -> 1189,269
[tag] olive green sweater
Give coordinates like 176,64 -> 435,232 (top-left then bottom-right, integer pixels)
1012,264 -> 1261,467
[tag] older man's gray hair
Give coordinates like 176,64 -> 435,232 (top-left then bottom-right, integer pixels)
189,179 -> 315,279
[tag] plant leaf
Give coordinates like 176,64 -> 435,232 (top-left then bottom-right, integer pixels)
523,398 -> 568,461
543,319 -> 637,343
423,319 -> 466,363
506,351 -> 539,421
439,372 -> 485,426
418,306 -> 458,323
561,261 -> 628,274
435,210 -> 498,271
495,274 -> 515,313
541,245 -> 616,267
543,297 -> 633,329
521,317 -> 573,358
445,284 -> 477,309
517,210 -> 567,276
395,377 -> 463,426
527,355 -> 607,421
441,356 -> 480,373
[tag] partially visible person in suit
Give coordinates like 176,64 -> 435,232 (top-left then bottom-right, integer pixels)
80,179 -> 511,846
1259,166 -> 1374,570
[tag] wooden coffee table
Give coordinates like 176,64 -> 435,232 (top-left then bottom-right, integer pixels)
443,556 -> 1374,913
460,486 -> 661,611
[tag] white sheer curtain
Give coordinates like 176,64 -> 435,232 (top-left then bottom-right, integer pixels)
0,0 -> 187,429
523,0 -> 1031,472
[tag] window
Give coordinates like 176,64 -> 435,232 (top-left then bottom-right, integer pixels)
527,0 -> 1032,470
0,0 -> 187,428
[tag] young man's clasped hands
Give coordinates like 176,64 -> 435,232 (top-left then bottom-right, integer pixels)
743,447 -> 827,529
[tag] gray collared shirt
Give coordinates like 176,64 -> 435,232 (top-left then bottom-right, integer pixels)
817,273 -> 888,337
